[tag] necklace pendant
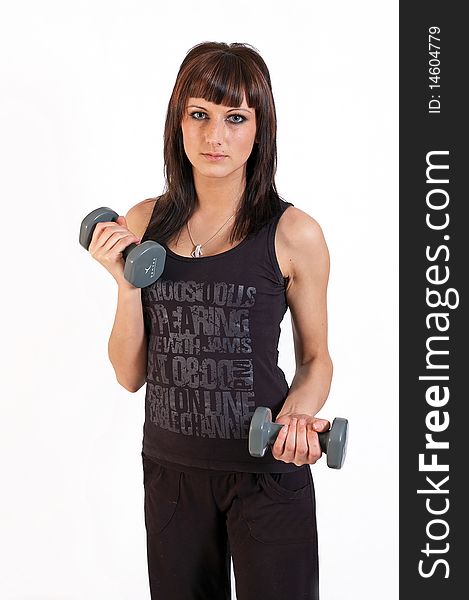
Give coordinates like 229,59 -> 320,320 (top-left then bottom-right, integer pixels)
191,244 -> 203,258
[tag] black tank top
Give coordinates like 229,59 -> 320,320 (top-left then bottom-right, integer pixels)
140,198 -> 301,473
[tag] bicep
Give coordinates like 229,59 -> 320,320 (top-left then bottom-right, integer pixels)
286,219 -> 330,366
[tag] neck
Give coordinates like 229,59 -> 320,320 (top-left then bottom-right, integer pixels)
192,168 -> 246,219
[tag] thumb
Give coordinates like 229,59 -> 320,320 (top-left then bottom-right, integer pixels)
116,215 -> 127,226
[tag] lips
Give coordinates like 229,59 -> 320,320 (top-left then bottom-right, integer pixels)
201,153 -> 228,162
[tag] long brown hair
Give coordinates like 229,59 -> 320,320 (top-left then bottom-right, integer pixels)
143,41 -> 285,246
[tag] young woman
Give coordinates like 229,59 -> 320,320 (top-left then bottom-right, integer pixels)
89,41 -> 333,600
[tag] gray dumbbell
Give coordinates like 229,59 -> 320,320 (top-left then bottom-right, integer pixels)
79,207 -> 166,288
248,406 -> 348,469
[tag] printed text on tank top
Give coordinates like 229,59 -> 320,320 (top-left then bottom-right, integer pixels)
140,198 -> 297,472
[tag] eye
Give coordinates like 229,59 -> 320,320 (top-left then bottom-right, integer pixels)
227,114 -> 246,124
189,111 -> 207,120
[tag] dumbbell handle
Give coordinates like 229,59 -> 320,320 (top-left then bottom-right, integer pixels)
122,243 -> 138,260
249,407 -> 348,468
267,422 -> 329,453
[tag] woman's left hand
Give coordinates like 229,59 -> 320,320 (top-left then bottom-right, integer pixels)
271,412 -> 331,466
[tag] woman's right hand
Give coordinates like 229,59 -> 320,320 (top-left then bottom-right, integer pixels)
88,216 -> 141,288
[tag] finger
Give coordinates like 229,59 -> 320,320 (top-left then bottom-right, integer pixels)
93,224 -> 137,253
102,231 -> 139,254
89,222 -> 124,252
272,422 -> 289,458
90,233 -> 138,264
294,418 -> 309,464
313,419 -> 331,432
282,417 -> 298,462
306,424 -> 322,464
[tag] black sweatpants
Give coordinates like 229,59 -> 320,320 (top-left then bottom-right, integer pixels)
141,451 -> 319,600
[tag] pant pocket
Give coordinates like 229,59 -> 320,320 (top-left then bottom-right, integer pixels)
265,466 -> 311,494
142,453 -> 181,535
240,468 -> 317,544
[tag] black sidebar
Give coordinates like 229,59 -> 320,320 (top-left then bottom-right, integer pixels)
400,2 -> 466,597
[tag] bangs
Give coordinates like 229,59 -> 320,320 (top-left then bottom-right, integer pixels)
183,53 -> 261,109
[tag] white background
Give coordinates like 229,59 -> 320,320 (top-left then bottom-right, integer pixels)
0,1 -> 398,598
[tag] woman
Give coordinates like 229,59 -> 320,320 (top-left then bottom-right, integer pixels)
89,41 -> 333,600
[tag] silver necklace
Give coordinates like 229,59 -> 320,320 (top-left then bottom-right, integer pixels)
187,213 -> 236,257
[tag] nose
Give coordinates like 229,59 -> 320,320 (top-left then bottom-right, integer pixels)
204,117 -> 224,146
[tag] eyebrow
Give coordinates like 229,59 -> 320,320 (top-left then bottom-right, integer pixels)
187,104 -> 253,114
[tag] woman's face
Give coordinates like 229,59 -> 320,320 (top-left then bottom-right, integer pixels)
180,95 -> 257,182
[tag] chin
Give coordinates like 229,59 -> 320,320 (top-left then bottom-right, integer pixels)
194,163 -> 234,178
200,169 -> 233,179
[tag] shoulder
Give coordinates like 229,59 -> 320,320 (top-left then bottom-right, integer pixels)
276,204 -> 330,282
277,205 -> 325,245
125,197 -> 157,238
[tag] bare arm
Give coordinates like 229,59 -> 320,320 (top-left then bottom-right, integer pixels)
107,200 -> 155,392
278,210 -> 333,417
272,207 -> 333,466
108,285 -> 147,393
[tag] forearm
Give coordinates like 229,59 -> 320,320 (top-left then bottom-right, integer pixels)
278,354 -> 333,417
108,284 -> 147,392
